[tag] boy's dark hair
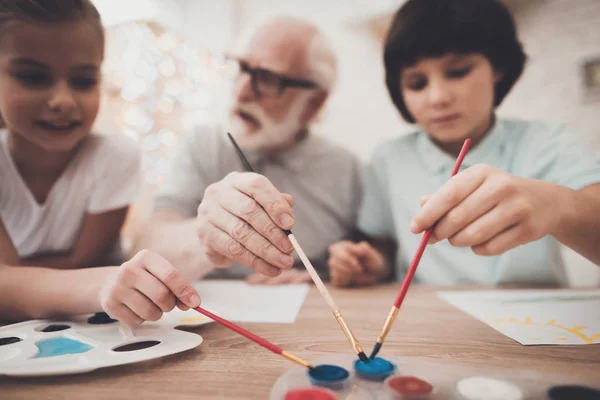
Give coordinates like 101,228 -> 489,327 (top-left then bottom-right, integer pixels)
0,0 -> 104,53
384,0 -> 526,123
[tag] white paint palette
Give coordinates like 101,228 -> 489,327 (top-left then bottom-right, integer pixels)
0,310 -> 212,377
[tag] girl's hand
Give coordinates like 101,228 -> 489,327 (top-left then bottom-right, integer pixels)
99,250 -> 201,326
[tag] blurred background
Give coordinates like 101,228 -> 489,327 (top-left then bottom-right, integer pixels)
90,0 -> 600,286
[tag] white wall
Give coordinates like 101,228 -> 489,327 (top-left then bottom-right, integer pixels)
499,0 -> 600,148
174,0 -> 235,53
92,0 -> 184,31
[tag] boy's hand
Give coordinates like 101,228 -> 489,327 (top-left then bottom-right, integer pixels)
412,164 -> 564,255
328,241 -> 386,287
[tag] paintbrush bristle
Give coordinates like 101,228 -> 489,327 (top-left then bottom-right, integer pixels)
358,351 -> 369,362
370,342 -> 382,359
227,132 -> 255,173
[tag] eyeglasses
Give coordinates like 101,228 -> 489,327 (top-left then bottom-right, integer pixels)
226,57 -> 318,98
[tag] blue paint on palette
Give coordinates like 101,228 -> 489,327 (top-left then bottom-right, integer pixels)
35,337 -> 94,358
354,357 -> 396,381
308,364 -> 350,390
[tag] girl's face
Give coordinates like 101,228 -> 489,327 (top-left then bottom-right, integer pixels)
0,19 -> 103,153
400,53 -> 501,150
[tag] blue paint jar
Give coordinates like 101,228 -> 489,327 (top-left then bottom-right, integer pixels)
307,364 -> 350,390
354,357 -> 396,381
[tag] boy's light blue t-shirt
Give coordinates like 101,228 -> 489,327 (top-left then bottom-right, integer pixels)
358,119 -> 600,286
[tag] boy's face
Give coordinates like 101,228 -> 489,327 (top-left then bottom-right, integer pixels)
0,20 -> 103,152
400,53 -> 501,148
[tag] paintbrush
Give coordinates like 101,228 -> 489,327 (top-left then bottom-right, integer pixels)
227,132 -> 369,363
119,323 -> 135,339
370,138 -> 472,359
193,306 -> 315,369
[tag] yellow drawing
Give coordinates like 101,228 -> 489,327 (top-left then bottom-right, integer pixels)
485,315 -> 600,344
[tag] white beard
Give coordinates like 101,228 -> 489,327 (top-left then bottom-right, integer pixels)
227,94 -> 309,152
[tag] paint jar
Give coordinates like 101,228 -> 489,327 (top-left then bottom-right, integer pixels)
453,376 -> 526,400
284,387 -> 338,400
353,357 -> 396,381
547,385 -> 600,400
307,364 -> 351,391
384,375 -> 435,399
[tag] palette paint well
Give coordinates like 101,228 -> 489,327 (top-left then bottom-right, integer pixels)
37,324 -> 71,333
455,376 -> 524,400
35,337 -> 94,358
87,312 -> 117,325
308,365 -> 350,390
354,357 -> 396,381
0,337 -> 22,346
548,385 -> 600,400
284,388 -> 338,400
386,375 -> 434,398
112,340 -> 161,352
309,365 -> 349,381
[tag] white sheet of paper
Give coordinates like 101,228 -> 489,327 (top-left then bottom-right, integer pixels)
437,289 -> 600,345
191,280 -> 310,323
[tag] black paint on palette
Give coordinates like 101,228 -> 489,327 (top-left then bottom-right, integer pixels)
0,336 -> 22,346
88,312 -> 117,325
38,324 -> 71,333
112,340 -> 161,352
548,385 -> 600,400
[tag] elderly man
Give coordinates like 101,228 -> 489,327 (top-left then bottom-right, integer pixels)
135,17 -> 363,283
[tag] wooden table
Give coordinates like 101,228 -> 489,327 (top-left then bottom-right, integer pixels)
1,285 -> 599,399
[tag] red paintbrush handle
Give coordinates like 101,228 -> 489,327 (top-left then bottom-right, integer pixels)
393,230 -> 432,308
451,139 -> 471,176
194,307 -> 283,355
393,138 -> 471,310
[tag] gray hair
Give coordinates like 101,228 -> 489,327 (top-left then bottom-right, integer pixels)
232,16 -> 338,93
306,30 -> 337,92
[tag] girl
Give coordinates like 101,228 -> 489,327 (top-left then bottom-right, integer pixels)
328,0 -> 600,287
0,0 -> 200,323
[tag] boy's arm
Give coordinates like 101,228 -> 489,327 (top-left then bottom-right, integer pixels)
552,183 -> 600,266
